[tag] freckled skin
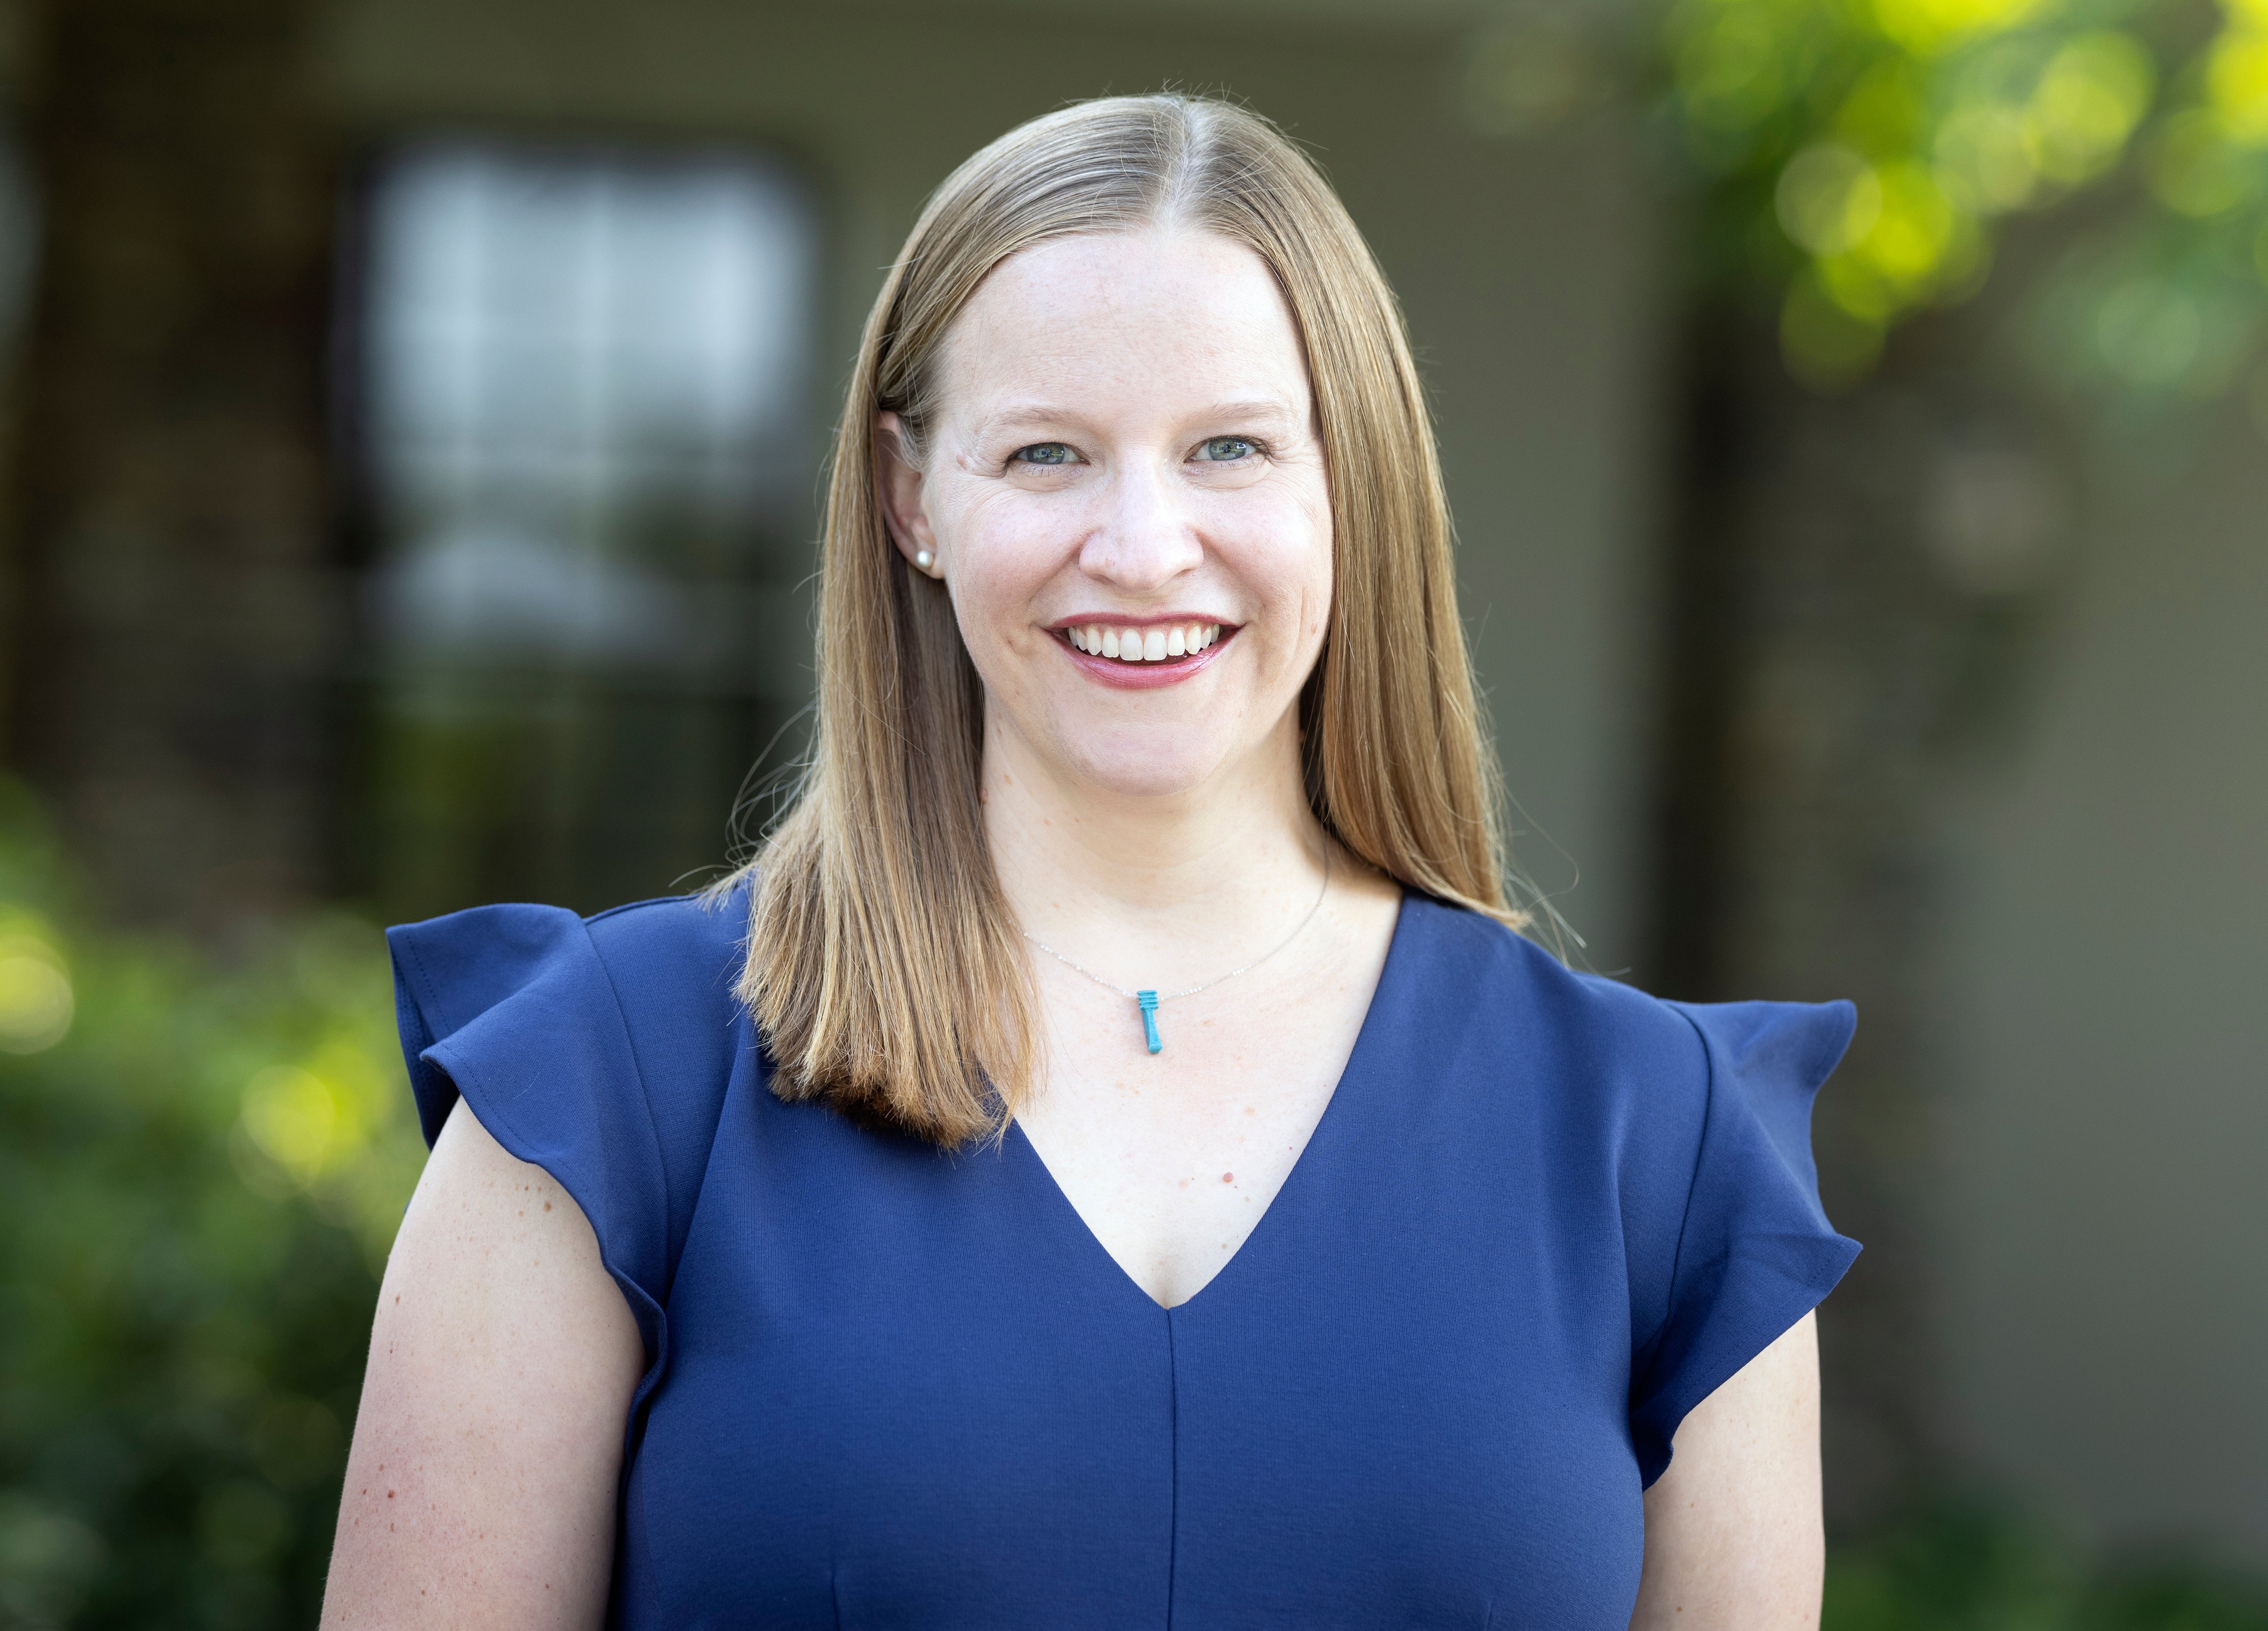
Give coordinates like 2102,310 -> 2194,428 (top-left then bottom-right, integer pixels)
321,1100 -> 640,1628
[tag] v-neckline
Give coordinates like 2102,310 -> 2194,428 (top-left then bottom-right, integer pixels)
1007,889 -> 1415,1315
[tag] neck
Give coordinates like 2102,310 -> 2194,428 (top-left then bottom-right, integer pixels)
982,704 -> 1328,986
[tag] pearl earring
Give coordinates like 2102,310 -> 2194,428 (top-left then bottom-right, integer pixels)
914,549 -> 935,573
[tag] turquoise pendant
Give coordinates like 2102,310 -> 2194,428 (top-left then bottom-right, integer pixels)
1137,990 -> 1161,1054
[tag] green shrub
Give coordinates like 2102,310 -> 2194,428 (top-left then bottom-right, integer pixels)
0,788 -> 421,1629
1826,1496 -> 2268,1631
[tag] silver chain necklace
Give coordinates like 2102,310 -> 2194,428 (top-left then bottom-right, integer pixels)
1021,847 -> 1332,1055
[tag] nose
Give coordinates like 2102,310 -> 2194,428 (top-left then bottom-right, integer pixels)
1075,460 -> 1204,593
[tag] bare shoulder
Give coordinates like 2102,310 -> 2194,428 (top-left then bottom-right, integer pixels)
322,1098 -> 643,1631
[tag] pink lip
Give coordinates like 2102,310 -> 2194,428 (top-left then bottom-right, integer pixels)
1053,623 -> 1240,690
1051,613 -> 1229,631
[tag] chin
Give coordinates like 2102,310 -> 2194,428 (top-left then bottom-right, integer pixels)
1060,731 -> 1226,801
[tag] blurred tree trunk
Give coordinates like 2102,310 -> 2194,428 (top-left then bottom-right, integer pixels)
3,0 -> 338,932
1658,304 -> 2063,1530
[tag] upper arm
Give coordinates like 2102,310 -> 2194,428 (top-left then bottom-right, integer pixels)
1628,1312 -> 1825,1631
322,1096 -> 645,1630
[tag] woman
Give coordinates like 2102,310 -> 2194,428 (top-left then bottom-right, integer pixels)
324,95 -> 1857,1629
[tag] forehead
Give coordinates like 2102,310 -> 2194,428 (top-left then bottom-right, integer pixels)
938,228 -> 1310,415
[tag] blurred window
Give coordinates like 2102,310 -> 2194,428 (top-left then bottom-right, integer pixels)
351,139 -> 818,916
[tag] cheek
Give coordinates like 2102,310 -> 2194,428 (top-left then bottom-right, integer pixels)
940,489 -> 1070,622
1215,485 -> 1332,631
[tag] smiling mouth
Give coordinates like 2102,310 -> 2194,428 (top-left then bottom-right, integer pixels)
1059,621 -> 1225,664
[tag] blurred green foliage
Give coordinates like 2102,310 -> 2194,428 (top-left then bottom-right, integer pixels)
1824,1496 -> 2268,1628
0,786 -> 422,1629
1659,0 -> 2268,397
1471,0 -> 2268,404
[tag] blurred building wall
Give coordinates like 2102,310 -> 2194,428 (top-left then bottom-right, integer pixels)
310,0 -> 1671,973
1934,393 -> 2268,1564
1666,274 -> 2268,1562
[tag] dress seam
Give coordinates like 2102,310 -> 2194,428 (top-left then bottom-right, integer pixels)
1165,1307 -> 1179,1631
575,916 -> 679,1247
1647,1006 -> 1720,1361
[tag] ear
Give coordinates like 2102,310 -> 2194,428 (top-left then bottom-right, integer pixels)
875,412 -> 941,574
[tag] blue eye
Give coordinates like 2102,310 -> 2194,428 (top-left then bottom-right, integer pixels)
1012,443 -> 1077,466
1195,436 -> 1257,462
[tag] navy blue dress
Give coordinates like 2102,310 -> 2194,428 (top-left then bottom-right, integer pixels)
388,885 -> 1858,1629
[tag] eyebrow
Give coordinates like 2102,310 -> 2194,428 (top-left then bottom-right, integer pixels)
967,396 -> 1303,441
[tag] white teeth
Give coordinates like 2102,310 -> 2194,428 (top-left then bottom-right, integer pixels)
1072,622 -> 1225,662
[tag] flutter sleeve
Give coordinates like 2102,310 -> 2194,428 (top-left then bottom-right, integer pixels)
387,903 -> 673,1363
1627,999 -> 1863,1486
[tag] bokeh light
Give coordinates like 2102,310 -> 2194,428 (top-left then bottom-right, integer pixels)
1657,0 -> 2268,399
0,915 -> 73,1054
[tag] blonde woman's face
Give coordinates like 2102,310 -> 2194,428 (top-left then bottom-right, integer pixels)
879,227 -> 1333,802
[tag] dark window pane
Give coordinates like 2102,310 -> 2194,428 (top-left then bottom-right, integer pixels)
350,139 -> 817,917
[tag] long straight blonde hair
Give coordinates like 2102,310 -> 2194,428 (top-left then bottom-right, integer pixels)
732,94 -> 1520,1146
